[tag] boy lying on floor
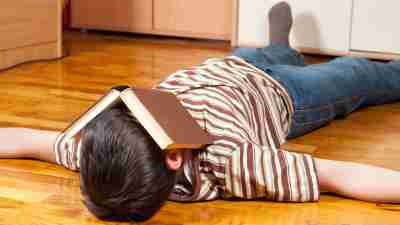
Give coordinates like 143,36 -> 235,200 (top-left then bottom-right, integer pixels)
1,2 -> 400,223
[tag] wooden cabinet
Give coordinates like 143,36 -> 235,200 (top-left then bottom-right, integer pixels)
71,0 -> 132,32
0,0 -> 63,70
153,0 -> 232,40
71,0 -> 232,40
0,0 -> 58,51
130,0 -> 153,32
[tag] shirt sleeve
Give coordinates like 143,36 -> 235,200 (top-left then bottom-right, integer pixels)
53,133 -> 81,171
223,140 -> 320,202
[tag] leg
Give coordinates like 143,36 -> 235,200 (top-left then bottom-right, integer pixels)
233,44 -> 306,68
232,2 -> 305,68
266,57 -> 400,138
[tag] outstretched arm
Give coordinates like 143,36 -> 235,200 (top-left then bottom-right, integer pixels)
315,158 -> 400,203
0,128 -> 59,164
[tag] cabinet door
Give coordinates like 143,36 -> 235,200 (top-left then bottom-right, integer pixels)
0,0 -> 59,51
130,0 -> 153,33
351,0 -> 400,54
237,0 -> 352,52
153,0 -> 232,40
71,0 -> 131,31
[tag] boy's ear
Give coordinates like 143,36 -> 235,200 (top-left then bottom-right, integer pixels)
165,152 -> 183,171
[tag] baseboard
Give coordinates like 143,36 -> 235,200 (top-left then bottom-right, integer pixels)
0,42 -> 63,71
233,43 -> 400,60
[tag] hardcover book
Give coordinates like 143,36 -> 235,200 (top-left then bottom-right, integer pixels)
58,86 -> 214,150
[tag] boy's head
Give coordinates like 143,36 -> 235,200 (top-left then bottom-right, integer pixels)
79,104 -> 183,222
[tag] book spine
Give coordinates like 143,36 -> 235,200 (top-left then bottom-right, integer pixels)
62,89 -> 121,140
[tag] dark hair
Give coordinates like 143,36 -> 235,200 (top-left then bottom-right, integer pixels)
79,104 -> 177,222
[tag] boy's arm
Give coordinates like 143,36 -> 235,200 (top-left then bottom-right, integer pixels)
0,128 -> 59,164
315,158 -> 400,203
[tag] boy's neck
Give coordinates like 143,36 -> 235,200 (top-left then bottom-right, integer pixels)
175,150 -> 194,184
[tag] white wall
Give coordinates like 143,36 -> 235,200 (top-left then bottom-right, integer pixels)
237,0 -> 353,52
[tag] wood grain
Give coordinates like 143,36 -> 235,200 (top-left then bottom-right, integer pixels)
0,0 -> 63,70
71,0 -> 132,32
153,0 -> 232,40
129,0 -> 153,33
71,0 -> 233,41
0,31 -> 399,225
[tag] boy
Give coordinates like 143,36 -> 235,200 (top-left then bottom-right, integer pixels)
1,2 -> 400,223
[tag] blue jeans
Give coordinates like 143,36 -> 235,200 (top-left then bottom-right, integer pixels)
233,44 -> 400,138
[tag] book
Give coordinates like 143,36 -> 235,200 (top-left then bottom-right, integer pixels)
58,85 -> 214,150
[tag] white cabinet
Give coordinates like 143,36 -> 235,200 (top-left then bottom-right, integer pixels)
288,0 -> 352,52
236,0 -> 270,47
236,0 -> 400,59
237,0 -> 352,52
351,0 -> 400,55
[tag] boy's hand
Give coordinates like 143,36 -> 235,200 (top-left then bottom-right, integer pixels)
315,158 -> 400,203
0,128 -> 59,164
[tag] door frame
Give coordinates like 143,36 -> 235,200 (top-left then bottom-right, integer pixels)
231,0 -> 239,46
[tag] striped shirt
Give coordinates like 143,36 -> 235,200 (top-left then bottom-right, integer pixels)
54,56 -> 320,202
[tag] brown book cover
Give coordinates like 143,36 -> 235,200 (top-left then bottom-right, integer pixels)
58,86 -> 214,150
121,87 -> 214,150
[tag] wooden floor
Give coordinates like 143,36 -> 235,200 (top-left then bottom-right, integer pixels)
0,31 -> 399,225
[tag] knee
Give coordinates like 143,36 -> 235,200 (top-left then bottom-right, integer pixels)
232,48 -> 258,58
332,57 -> 370,65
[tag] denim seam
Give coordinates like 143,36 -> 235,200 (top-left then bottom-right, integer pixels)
292,115 -> 332,126
295,89 -> 400,111
295,96 -> 359,112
